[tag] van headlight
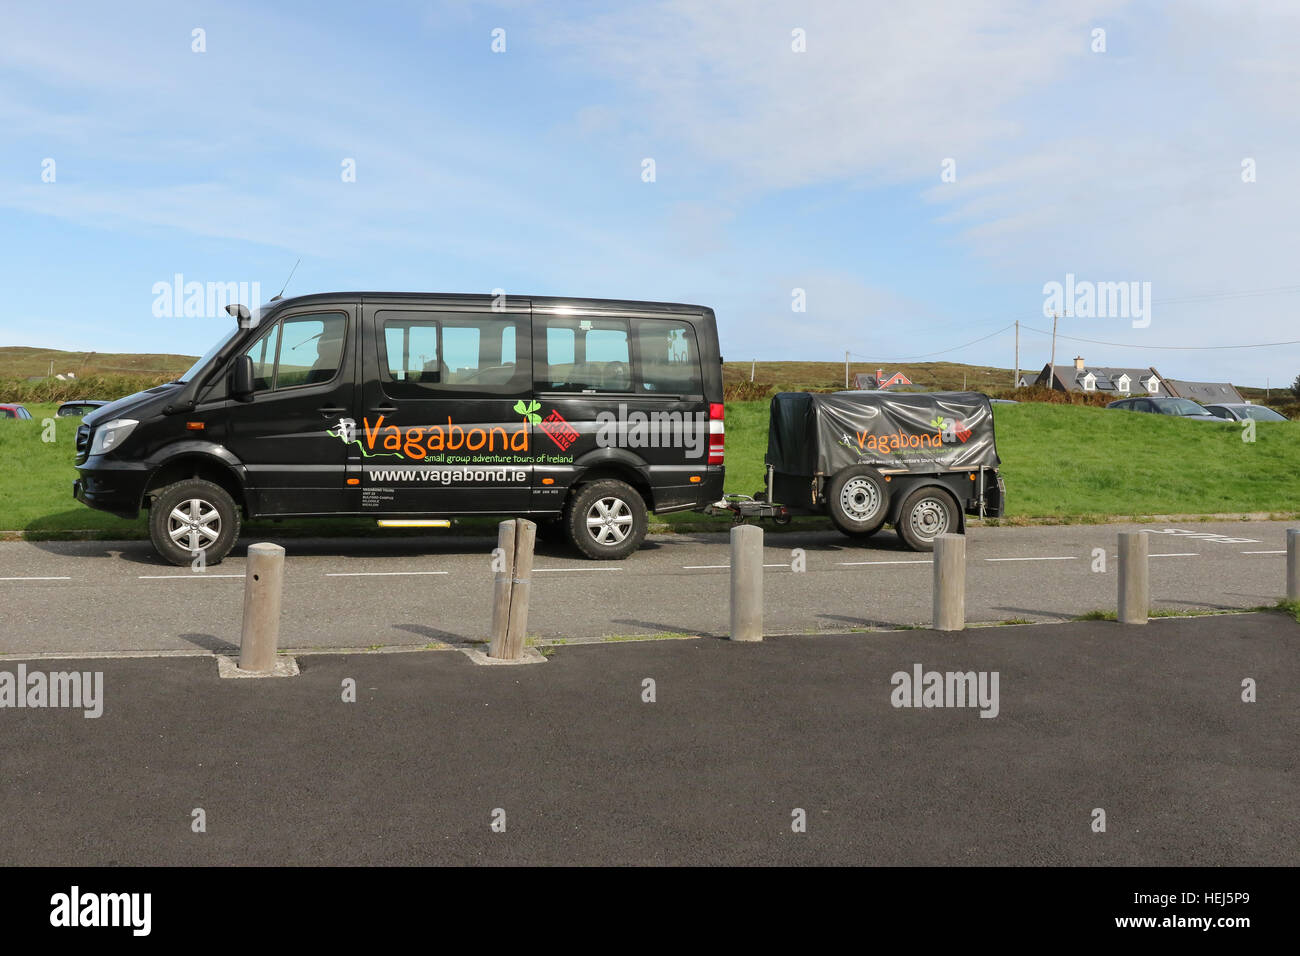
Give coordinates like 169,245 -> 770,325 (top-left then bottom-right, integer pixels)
89,419 -> 139,456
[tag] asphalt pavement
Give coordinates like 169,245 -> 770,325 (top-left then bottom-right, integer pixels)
1,613 -> 1295,866
0,519 -> 1295,656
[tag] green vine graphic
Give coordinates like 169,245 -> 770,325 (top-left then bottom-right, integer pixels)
514,399 -> 542,424
327,422 -> 401,458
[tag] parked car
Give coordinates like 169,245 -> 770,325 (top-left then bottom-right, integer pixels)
1107,396 -> 1219,419
1203,402 -> 1289,422
57,400 -> 109,417
0,403 -> 33,420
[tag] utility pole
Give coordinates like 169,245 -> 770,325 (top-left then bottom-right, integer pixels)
1048,312 -> 1059,392
844,351 -> 849,389
1014,321 -> 1019,389
750,359 -> 755,383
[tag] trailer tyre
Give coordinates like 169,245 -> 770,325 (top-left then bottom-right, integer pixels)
564,480 -> 648,560
826,465 -> 889,537
896,486 -> 959,552
148,479 -> 240,567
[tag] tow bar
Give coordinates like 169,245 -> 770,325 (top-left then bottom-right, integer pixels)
704,494 -> 792,525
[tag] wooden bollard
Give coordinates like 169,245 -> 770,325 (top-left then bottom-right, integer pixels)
1287,529 -> 1299,602
1118,531 -> 1149,624
489,519 -> 517,652
489,519 -> 536,660
932,534 -> 965,632
239,543 -> 285,672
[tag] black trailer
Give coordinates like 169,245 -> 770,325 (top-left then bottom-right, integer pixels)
706,390 -> 1006,551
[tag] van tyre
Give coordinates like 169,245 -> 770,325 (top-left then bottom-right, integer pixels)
148,479 -> 241,567
896,486 -> 958,552
564,480 -> 647,560
826,465 -> 889,537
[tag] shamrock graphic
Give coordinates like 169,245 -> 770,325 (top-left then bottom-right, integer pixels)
514,399 -> 543,424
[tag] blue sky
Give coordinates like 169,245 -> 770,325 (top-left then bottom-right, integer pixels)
3,0 -> 1299,386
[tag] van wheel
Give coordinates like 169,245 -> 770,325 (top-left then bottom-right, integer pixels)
564,480 -> 647,560
896,487 -> 958,552
148,479 -> 241,567
826,465 -> 889,537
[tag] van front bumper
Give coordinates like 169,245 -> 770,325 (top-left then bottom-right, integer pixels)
74,457 -> 150,518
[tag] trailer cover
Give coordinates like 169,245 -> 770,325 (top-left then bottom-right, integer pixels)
766,391 -> 1000,475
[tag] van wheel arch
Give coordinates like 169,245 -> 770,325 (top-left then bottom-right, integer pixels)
145,456 -> 248,517
566,464 -> 654,513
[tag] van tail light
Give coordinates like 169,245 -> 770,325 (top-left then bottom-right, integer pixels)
708,402 -> 725,465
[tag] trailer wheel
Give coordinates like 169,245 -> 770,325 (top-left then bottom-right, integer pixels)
147,479 -> 240,567
563,479 -> 648,560
896,486 -> 959,552
826,465 -> 889,537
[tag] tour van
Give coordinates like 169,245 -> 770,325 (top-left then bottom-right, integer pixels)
73,293 -> 725,565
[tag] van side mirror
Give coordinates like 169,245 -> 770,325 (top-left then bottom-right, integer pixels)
232,355 -> 255,400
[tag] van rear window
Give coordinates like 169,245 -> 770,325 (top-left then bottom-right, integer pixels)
635,319 -> 701,395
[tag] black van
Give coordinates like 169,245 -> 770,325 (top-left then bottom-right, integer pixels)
73,293 -> 725,565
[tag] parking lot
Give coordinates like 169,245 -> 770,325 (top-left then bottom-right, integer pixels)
0,520 -> 1293,658
2,612 -> 1295,866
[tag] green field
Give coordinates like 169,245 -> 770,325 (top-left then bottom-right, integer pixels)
1,400 -> 1297,540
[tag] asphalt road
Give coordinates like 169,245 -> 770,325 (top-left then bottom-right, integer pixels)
1,520 -> 1294,656
1,614 -> 1295,866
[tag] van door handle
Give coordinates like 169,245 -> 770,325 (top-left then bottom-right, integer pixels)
318,406 -> 346,416
372,405 -> 397,414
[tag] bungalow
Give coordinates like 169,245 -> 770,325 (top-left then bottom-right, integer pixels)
1033,357 -> 1168,397
1163,379 -> 1244,404
853,370 -> 913,390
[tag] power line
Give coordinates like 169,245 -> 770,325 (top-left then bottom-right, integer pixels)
848,324 -> 1015,362
1019,325 -> 1300,351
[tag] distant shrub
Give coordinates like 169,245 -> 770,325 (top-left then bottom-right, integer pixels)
990,385 -> 1114,407
0,373 -> 172,404
724,381 -> 773,401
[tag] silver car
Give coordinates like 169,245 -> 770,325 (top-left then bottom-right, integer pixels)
1204,402 -> 1289,422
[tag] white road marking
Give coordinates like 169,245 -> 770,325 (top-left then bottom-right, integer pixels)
0,576 -> 72,581
1149,553 -> 1199,558
838,559 -> 933,566
325,571 -> 450,577
1241,550 -> 1286,554
985,556 -> 1077,562
682,564 -> 802,570
138,574 -> 245,579
532,568 -> 623,572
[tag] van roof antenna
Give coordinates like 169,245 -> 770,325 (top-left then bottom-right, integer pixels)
269,258 -> 301,302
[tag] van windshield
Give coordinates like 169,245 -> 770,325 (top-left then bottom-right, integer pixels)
178,328 -> 241,383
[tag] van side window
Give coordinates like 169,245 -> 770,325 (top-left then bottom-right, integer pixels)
539,316 -> 632,392
636,319 -> 701,395
378,311 -> 528,397
242,322 -> 281,392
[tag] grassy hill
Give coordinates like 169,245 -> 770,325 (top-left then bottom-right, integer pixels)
722,399 -> 1300,519
3,399 -> 1296,540
723,360 -> 1017,392
0,346 -> 197,379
